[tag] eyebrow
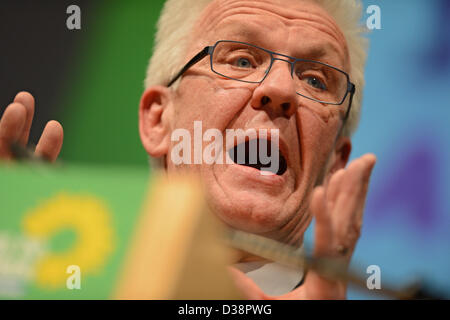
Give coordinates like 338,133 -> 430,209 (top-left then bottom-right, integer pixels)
292,42 -> 336,61
216,19 -> 344,67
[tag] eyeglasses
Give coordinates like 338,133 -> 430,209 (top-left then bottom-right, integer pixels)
167,40 -> 355,119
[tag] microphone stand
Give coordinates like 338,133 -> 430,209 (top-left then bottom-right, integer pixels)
224,229 -> 447,300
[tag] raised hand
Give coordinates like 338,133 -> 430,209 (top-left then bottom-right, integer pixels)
0,91 -> 63,162
228,153 -> 377,300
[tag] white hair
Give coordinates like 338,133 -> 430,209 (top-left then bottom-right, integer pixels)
145,0 -> 368,166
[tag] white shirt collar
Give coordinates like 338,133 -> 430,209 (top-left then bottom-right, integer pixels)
233,260 -> 304,296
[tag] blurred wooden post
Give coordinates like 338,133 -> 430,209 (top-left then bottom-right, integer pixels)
114,173 -> 242,299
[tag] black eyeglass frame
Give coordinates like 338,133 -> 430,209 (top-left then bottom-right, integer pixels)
167,40 -> 356,120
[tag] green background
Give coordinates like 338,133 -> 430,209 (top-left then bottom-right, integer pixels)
60,0 -> 166,167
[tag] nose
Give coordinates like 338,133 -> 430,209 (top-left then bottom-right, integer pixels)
250,60 -> 297,118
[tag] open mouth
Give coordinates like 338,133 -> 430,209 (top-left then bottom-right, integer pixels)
228,138 -> 288,175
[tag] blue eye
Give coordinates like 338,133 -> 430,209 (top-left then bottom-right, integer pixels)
306,77 -> 327,90
234,57 -> 252,68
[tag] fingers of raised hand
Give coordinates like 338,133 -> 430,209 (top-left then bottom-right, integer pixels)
0,91 -> 35,160
0,102 -> 27,159
326,168 -> 346,212
1,92 -> 64,162
35,120 -> 64,162
327,154 -> 376,255
310,154 -> 376,258
311,186 -> 333,256
13,91 -> 35,145
332,154 -> 376,237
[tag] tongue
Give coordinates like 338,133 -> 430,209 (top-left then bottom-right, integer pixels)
228,139 -> 287,175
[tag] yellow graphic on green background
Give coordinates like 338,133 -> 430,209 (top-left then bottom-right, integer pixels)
22,193 -> 115,288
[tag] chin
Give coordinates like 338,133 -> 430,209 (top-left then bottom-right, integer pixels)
204,184 -> 292,235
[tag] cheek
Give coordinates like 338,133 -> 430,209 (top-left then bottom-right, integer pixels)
174,78 -> 253,130
296,106 -> 341,174
300,99 -> 340,124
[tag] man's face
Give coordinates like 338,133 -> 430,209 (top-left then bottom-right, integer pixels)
150,0 -> 351,244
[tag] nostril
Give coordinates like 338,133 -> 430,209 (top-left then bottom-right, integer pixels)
281,102 -> 291,111
261,96 -> 271,105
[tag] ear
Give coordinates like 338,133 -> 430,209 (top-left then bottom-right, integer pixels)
324,135 -> 352,181
139,86 -> 172,158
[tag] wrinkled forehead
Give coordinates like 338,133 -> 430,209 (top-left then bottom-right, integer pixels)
187,0 -> 349,69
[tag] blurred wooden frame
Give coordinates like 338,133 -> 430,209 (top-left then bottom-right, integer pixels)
114,173 -> 242,299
